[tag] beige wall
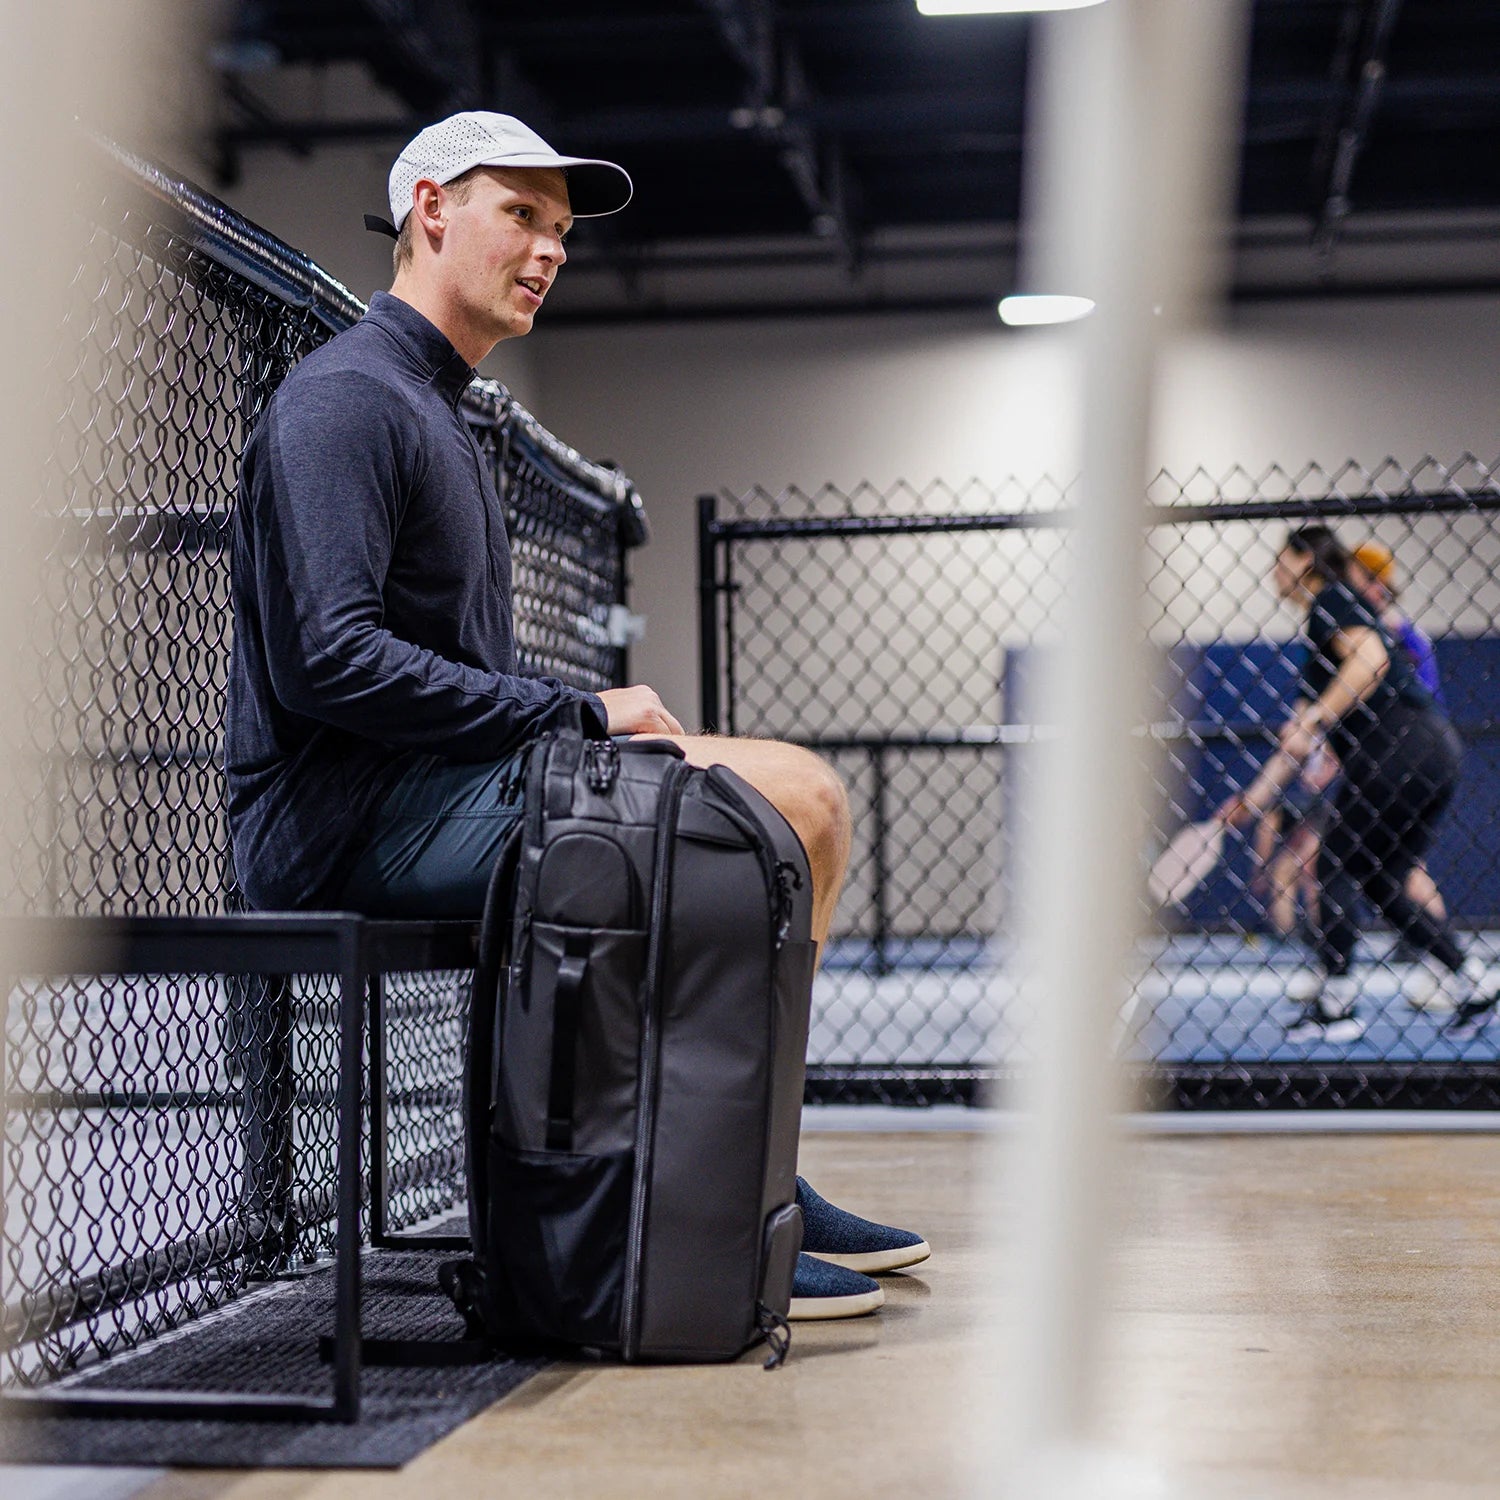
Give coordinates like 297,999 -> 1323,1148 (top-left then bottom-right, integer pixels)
528,296 -> 1500,722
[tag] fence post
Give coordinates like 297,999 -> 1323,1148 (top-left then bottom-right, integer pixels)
231,304 -> 299,1273
236,971 -> 296,1271
871,748 -> 892,977
697,494 -> 722,734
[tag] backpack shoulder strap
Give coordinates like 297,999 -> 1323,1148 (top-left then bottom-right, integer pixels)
464,820 -> 524,1263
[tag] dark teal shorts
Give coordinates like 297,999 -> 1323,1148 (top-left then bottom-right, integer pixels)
336,747 -> 531,919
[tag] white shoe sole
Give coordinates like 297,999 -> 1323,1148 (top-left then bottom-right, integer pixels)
788,1285 -> 885,1320
1418,963 -> 1497,1014
1447,1021 -> 1488,1042
1446,992 -> 1500,1041
1323,1016 -> 1366,1044
1286,1016 -> 1365,1045
1406,989 -> 1457,1013
804,1240 -> 931,1275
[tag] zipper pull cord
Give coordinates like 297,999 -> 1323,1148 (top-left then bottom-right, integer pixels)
773,861 -> 803,946
757,1303 -> 792,1370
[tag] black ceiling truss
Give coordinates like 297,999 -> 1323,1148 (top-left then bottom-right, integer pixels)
206,0 -> 1500,320
212,81 -> 1500,160
695,0 -> 862,274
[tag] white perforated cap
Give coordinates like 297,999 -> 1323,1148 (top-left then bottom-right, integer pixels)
387,111 -> 632,229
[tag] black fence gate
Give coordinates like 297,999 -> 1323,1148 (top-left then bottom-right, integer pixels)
699,464 -> 1500,1110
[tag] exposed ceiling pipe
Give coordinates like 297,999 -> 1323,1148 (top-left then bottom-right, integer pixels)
216,0 -> 482,182
695,0 -> 861,273
1309,0 -> 1365,187
1312,0 -> 1404,260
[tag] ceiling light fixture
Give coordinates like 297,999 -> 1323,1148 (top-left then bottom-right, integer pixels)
998,294 -> 1095,326
917,0 -> 1108,15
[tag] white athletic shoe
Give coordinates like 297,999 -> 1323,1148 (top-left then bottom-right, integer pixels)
1402,960 -> 1451,1013
1428,958 -> 1488,1014
1285,974 -> 1364,1045
1284,967 -> 1327,1006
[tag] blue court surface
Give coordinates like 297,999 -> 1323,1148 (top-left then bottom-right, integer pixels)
810,932 -> 1500,1069
8,936 -> 1498,1311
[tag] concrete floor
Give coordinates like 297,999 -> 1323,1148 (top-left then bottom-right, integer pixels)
17,1128 -> 1500,1499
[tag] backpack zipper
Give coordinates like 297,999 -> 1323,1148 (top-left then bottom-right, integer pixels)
704,768 -> 806,1345
620,758 -> 688,1359
704,767 -> 796,950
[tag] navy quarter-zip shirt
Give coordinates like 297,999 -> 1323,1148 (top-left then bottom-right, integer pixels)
226,292 -> 606,909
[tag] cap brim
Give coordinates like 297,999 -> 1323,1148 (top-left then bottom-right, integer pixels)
481,153 -> 633,217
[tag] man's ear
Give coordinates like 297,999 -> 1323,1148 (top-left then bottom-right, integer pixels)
409,178 -> 446,242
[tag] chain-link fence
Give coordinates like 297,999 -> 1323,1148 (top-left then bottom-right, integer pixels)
1,144 -> 644,1389
700,461 -> 1500,1109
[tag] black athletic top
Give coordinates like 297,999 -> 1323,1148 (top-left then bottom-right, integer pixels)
226,292 -> 607,910
1301,579 -> 1438,764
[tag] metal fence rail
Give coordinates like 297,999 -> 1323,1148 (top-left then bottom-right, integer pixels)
699,461 -> 1500,1109
1,144 -> 643,1389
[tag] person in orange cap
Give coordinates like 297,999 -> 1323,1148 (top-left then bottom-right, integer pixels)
1347,541 -> 1445,706
1345,539 -> 1452,985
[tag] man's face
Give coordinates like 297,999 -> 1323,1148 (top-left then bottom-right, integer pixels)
440,165 -> 573,345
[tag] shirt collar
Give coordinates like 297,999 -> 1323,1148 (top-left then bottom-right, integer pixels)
364,291 -> 477,407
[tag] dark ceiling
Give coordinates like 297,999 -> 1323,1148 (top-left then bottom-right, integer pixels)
212,0 -> 1500,322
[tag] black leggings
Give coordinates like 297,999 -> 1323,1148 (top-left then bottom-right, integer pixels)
1315,710 -> 1465,977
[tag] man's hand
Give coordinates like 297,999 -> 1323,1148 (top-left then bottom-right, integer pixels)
597,684 -> 685,737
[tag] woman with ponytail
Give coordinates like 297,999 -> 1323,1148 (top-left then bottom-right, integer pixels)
1217,526 -> 1493,1042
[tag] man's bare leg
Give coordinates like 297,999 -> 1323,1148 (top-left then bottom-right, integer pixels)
660,735 -> 852,948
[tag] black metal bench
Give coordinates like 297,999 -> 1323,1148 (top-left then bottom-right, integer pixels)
0,143 -> 645,1422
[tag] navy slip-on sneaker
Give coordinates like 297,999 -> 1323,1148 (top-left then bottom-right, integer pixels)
797,1176 -> 931,1275
788,1251 -> 884,1320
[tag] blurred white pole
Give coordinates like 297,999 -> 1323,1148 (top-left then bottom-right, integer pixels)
0,0 -> 201,1235
0,6 -> 200,880
0,15 -> 74,866
996,1 -> 1248,1494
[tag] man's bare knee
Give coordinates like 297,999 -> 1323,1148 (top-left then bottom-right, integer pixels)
667,735 -> 849,869
782,751 -> 852,871
665,734 -> 850,946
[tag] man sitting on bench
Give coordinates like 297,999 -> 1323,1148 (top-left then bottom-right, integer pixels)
225,111 -> 929,1322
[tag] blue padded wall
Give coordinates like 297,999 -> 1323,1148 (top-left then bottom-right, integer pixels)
1001,636 -> 1500,929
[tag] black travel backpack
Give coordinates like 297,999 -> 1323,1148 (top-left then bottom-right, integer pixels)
443,723 -> 815,1366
